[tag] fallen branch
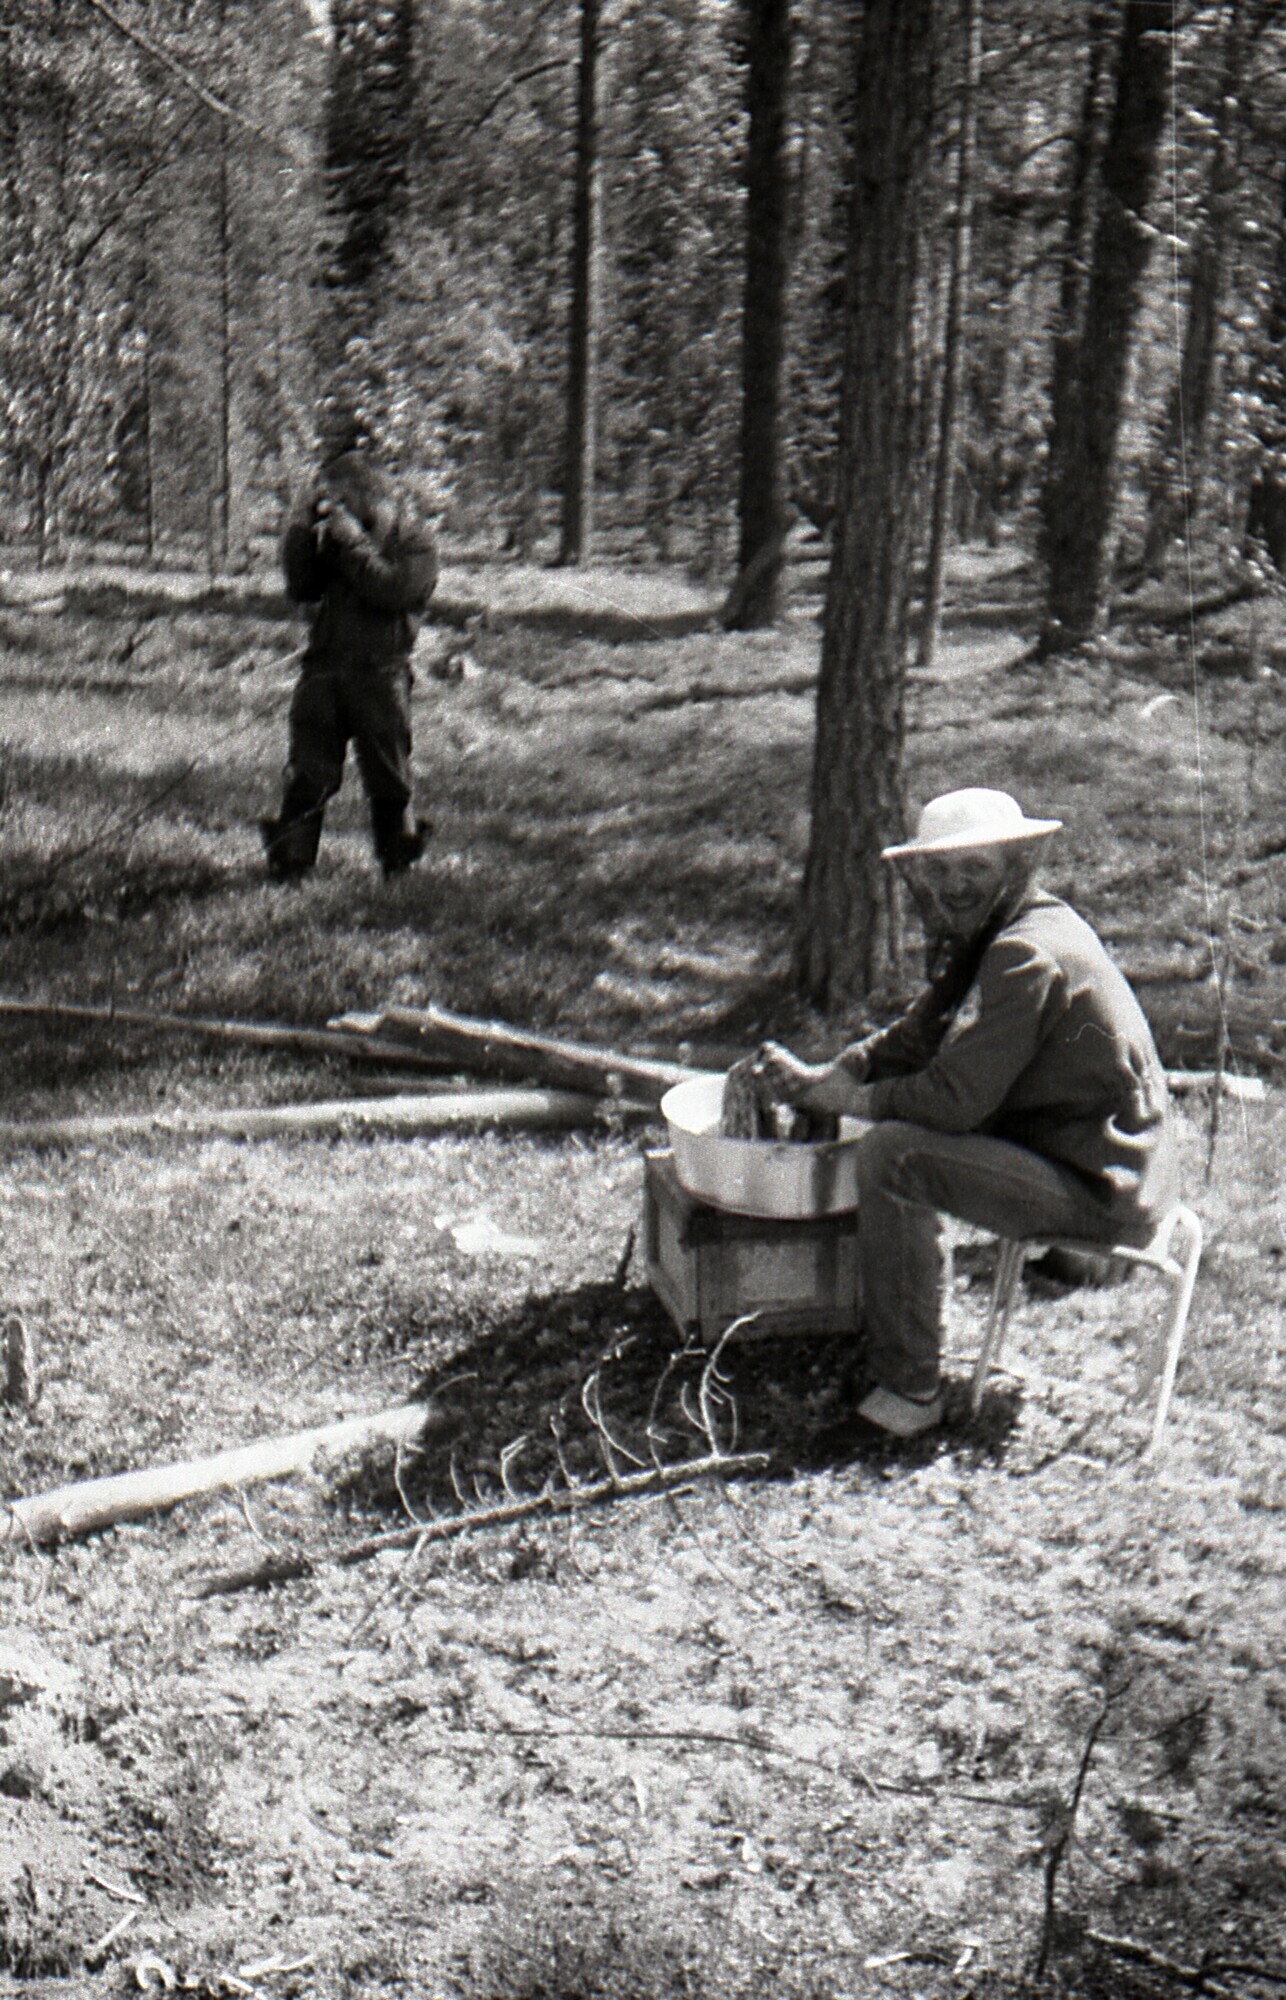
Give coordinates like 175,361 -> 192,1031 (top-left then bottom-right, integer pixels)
0,1085 -> 614,1154
1124,577 -> 1264,628
330,999 -> 701,1107
83,1908 -> 141,1968
0,996 -> 445,1071
1165,1068 -> 1266,1104
3,1402 -> 433,1547
630,672 -> 817,715
409,1718 -> 844,1778
77,0 -> 308,164
1083,1929 -> 1242,1997
186,1447 -> 771,1598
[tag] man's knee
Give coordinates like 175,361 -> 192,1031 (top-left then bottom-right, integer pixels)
856,1119 -> 926,1189
282,759 -> 342,817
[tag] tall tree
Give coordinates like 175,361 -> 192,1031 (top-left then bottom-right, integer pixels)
1141,0 -> 1244,574
1039,0 -> 1173,649
214,0 -> 234,567
318,0 -> 417,453
917,0 -> 982,668
795,0 -> 938,1011
1244,149 -> 1286,570
558,0 -> 603,566
725,0 -> 793,630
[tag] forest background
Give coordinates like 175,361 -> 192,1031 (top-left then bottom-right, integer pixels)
4,0 -> 1286,1005
0,4 -> 1284,1998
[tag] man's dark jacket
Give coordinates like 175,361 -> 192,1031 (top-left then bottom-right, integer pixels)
844,891 -> 1174,1218
282,465 -> 438,669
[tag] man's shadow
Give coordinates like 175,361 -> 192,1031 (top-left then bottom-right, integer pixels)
340,1276 -> 1023,1525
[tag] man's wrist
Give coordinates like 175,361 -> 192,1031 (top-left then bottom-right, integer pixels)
804,1063 -> 873,1119
844,1080 -> 879,1120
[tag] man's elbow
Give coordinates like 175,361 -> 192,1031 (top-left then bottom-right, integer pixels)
403,547 -> 438,609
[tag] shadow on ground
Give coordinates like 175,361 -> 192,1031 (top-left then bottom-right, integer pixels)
339,1276 -> 1024,1527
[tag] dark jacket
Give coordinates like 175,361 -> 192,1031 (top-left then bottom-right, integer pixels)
846,892 -> 1174,1215
282,464 -> 438,676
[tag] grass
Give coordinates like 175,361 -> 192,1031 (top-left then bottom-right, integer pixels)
0,544 -> 1282,1999
1,549 -> 1281,1097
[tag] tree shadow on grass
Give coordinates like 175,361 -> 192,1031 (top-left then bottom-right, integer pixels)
341,1275 -> 1023,1526
482,603 -> 720,645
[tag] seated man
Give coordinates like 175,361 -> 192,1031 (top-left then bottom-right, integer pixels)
759,788 -> 1176,1440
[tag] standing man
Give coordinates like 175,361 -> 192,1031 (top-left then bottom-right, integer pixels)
759,788 -> 1176,1438
261,446 -> 439,881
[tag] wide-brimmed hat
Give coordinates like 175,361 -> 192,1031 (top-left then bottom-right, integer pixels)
881,788 -> 1062,861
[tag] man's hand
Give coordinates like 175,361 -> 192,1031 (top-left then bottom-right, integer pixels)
315,493 -> 366,552
756,1042 -> 876,1120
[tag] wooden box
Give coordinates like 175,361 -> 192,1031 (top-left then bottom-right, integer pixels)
642,1150 -> 860,1346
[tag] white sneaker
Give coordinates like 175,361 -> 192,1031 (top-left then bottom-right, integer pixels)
856,1385 -> 946,1438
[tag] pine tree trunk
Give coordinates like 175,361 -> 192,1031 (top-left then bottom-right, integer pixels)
726,0 -> 793,631
1044,8 -> 1113,496
214,0 -> 233,571
1245,155 -> 1286,572
795,0 -> 937,1012
558,0 -> 603,567
318,0 -> 416,453
917,0 -> 981,669
142,303 -> 156,561
1142,0 -> 1244,575
1040,0 -> 1173,650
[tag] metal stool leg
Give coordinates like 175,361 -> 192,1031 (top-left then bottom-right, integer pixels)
971,1237 -> 1026,1413
1146,1205 -> 1203,1456
968,1206 -> 1202,1448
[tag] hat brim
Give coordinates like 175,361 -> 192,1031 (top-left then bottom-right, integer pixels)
882,819 -> 1062,861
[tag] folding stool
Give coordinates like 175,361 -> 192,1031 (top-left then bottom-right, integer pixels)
969,1204 -> 1204,1454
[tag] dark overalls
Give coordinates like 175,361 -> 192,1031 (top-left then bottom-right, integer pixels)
262,454 -> 439,879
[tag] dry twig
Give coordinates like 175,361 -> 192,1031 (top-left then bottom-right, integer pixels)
187,1448 -> 770,1599
1083,1928 -> 1249,1997
1032,1671 -> 1133,1978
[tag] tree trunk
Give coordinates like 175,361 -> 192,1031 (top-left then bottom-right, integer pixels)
1244,57 -> 1286,571
140,218 -> 157,561
795,0 -> 937,1012
726,0 -> 793,631
1141,0 -> 1244,576
214,0 -> 233,571
318,0 -> 416,453
1046,9 -> 1113,484
558,0 -> 603,567
1040,0 -> 1173,650
917,0 -> 982,669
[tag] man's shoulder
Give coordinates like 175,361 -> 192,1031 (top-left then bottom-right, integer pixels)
985,894 -> 1102,991
998,892 -> 1096,949
996,893 -> 1127,998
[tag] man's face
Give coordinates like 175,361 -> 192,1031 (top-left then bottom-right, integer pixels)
900,845 -> 1010,941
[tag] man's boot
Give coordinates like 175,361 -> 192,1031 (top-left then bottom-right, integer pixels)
371,801 -> 432,877
259,810 -> 323,883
